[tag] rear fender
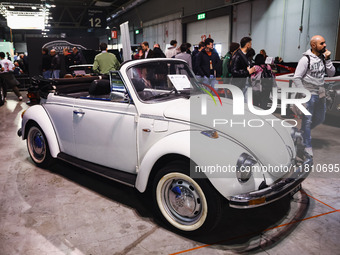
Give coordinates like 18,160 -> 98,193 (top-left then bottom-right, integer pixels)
22,105 -> 60,158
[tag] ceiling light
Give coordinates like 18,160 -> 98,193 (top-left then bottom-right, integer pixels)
32,6 -> 37,10
9,6 -> 14,9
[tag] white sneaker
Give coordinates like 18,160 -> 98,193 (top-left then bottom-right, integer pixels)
304,147 -> 313,157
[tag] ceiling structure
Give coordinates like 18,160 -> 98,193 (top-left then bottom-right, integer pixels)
0,0 -> 139,32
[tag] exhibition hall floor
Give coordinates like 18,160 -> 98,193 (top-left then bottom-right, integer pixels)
1,92 -> 339,255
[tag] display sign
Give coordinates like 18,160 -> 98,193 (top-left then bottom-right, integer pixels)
7,15 -> 45,30
26,37 -> 99,77
111,30 -> 118,39
88,9 -> 107,28
168,75 -> 192,90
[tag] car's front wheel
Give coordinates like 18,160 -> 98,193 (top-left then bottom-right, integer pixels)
153,161 -> 224,235
27,124 -> 53,168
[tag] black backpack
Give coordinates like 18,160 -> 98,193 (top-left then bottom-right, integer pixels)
227,49 -> 239,75
261,65 -> 274,88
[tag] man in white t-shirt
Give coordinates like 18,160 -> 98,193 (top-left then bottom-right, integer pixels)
0,52 -> 22,101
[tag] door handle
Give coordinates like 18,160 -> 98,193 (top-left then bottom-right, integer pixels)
73,109 -> 85,115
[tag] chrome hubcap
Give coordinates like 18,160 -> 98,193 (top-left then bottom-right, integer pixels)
162,177 -> 202,225
28,127 -> 46,163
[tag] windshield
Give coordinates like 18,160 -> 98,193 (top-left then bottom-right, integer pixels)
127,60 -> 203,102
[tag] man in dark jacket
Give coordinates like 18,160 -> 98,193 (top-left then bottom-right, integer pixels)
141,42 -> 154,59
195,38 -> 221,88
72,47 -> 82,65
63,48 -> 73,75
192,41 -> 205,75
41,48 -> 51,79
152,44 -> 166,58
50,49 -> 61,78
231,37 -> 256,91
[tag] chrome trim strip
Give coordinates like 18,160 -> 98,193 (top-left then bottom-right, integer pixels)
140,114 -> 165,120
58,155 -> 135,188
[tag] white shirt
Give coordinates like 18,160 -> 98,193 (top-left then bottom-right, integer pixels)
144,49 -> 150,58
0,59 -> 14,73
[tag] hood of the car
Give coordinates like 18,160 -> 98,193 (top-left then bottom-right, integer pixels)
163,95 -> 295,177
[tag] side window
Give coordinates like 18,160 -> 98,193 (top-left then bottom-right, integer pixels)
111,72 -> 126,93
74,72 -> 128,102
109,71 -> 130,102
335,64 -> 340,77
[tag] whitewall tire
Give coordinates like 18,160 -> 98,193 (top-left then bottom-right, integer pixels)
153,161 -> 224,235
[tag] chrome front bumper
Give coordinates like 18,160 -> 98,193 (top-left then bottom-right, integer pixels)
229,158 -> 313,208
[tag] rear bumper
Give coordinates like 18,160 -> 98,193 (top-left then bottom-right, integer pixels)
229,158 -> 312,208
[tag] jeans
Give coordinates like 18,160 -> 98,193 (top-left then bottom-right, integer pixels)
197,75 -> 218,91
42,70 -> 51,79
51,70 -> 60,79
301,95 -> 326,148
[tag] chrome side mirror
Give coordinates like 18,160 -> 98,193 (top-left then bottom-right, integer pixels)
110,91 -> 131,103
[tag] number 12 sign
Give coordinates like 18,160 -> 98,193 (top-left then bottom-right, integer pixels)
88,9 -> 107,28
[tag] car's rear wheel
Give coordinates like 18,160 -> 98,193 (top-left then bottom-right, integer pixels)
153,161 -> 224,235
27,124 -> 53,168
0,85 -> 5,106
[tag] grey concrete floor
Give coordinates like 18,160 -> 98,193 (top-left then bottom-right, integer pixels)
0,92 -> 339,255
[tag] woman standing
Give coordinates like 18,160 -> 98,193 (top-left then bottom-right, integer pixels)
250,54 -> 276,109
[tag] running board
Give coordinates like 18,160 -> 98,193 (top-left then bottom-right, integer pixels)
57,152 -> 136,187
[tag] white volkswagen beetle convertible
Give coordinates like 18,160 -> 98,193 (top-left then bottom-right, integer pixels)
18,59 -> 312,235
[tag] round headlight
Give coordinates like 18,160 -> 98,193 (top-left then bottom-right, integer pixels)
236,153 -> 257,183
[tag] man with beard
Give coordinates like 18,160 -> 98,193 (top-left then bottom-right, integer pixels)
293,35 -> 335,157
231,37 -> 256,96
195,38 -> 221,89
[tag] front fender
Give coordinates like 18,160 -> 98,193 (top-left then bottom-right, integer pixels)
135,131 -> 191,192
135,130 -> 266,199
22,105 -> 60,158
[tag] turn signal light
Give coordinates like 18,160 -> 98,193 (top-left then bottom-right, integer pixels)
201,130 -> 219,139
248,197 -> 266,206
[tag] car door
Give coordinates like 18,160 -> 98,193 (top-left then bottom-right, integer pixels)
72,88 -> 138,173
43,95 -> 77,156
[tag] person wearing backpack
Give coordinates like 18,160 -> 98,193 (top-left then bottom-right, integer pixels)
293,35 -> 335,158
222,42 -> 239,80
250,54 -> 276,109
231,37 -> 256,100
